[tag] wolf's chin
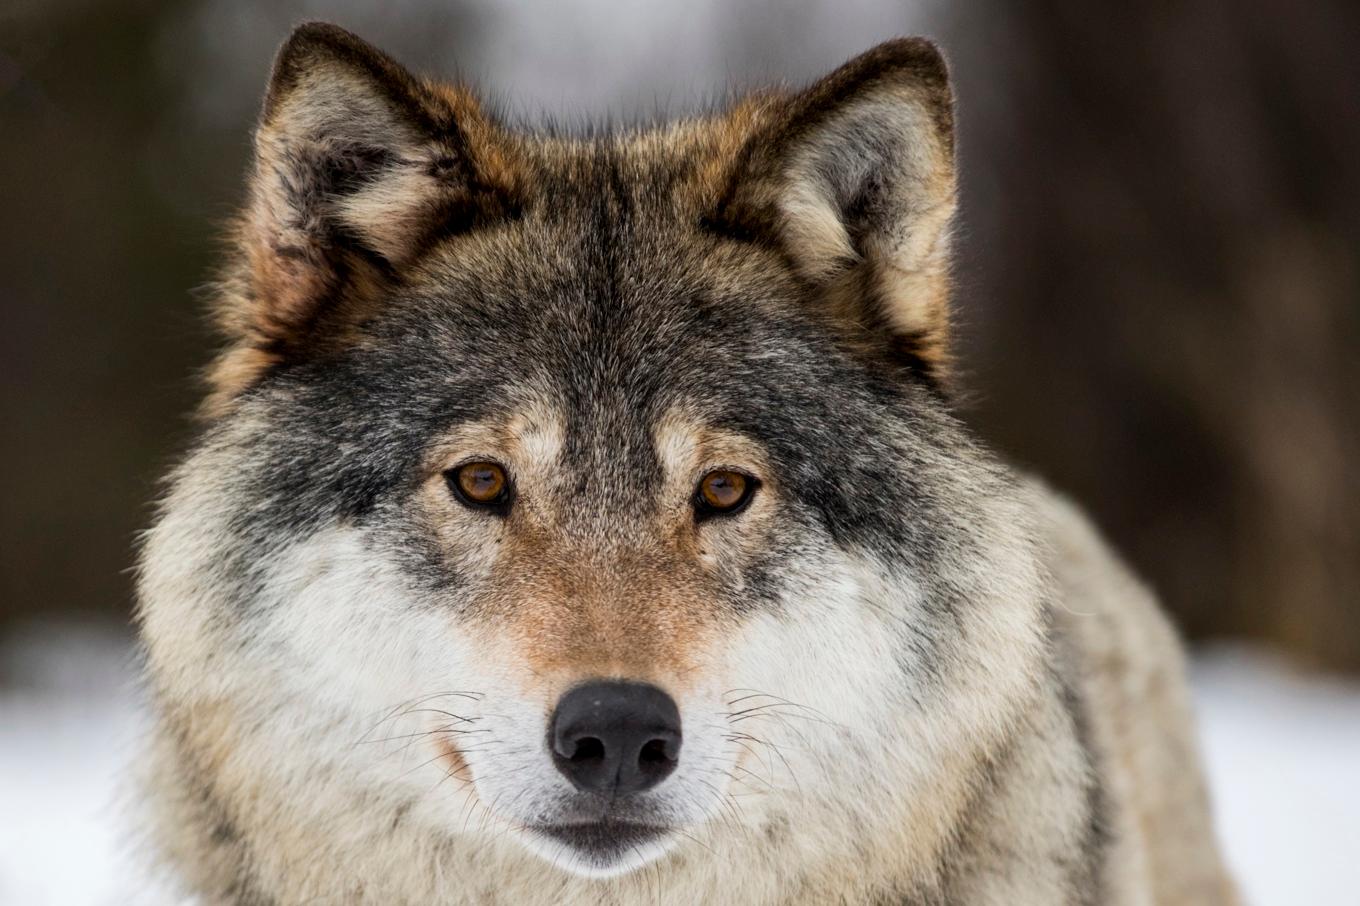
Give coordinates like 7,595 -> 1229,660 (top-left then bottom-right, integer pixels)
517,821 -> 677,878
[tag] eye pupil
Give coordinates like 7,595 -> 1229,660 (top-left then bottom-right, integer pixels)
450,461 -> 509,509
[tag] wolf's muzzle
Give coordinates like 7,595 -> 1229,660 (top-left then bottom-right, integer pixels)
549,681 -> 681,795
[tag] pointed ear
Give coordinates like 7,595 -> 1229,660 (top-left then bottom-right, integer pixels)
213,23 -> 522,401
714,39 -> 957,380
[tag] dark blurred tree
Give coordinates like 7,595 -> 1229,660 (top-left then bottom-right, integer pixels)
944,0 -> 1360,669
0,0 -> 215,627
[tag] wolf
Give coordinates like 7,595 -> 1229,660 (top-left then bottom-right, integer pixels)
136,22 -> 1237,905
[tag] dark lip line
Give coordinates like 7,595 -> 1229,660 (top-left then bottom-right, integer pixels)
530,820 -> 669,827
527,820 -> 674,848
529,819 -> 671,833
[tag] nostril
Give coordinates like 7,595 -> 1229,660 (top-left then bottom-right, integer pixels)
570,736 -> 605,763
638,737 -> 675,768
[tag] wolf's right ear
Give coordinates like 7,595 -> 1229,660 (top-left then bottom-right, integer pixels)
213,23 -> 522,405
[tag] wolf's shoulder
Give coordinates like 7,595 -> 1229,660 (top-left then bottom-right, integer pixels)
1020,475 -> 1188,678
1019,477 -> 1239,904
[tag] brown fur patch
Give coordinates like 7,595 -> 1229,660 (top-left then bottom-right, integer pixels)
435,734 -> 472,787
487,545 -> 720,689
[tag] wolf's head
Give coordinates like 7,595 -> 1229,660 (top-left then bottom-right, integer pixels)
139,24 -> 1047,887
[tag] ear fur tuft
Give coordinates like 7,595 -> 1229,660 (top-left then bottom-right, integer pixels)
714,39 -> 958,380
209,22 -> 522,409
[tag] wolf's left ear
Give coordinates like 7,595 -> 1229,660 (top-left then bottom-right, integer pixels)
713,39 -> 957,379
214,23 -> 522,404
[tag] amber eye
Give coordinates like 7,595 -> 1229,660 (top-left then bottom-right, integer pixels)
447,461 -> 512,512
694,469 -> 758,519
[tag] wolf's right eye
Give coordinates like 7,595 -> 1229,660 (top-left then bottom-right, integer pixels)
446,461 -> 513,514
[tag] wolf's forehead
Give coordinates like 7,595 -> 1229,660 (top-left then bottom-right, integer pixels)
411,218 -> 807,406
517,128 -> 726,202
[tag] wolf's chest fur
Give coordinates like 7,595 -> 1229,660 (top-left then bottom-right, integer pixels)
135,22 -> 1236,905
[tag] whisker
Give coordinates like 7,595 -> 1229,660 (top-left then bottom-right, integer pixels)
359,726 -> 491,746
351,690 -> 485,747
722,688 -> 845,728
725,730 -> 801,794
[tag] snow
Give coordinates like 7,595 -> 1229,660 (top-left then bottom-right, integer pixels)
0,625 -> 171,906
2,625 -> 1357,904
1191,647 -> 1360,905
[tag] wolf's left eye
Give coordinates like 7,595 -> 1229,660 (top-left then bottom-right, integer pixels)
447,461 -> 513,513
694,470 -> 758,520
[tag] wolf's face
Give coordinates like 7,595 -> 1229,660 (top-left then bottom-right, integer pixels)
140,25 -> 1048,882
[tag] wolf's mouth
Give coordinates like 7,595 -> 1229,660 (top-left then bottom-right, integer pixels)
528,819 -> 670,866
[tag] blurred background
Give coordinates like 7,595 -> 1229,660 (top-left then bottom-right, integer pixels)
1,1 -> 1357,903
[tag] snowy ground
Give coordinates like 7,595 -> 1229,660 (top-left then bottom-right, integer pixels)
2,624 -> 1358,905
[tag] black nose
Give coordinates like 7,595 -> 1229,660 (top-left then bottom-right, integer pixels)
549,681 -> 682,796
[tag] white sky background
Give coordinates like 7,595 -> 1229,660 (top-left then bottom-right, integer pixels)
2,627 -> 1358,904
